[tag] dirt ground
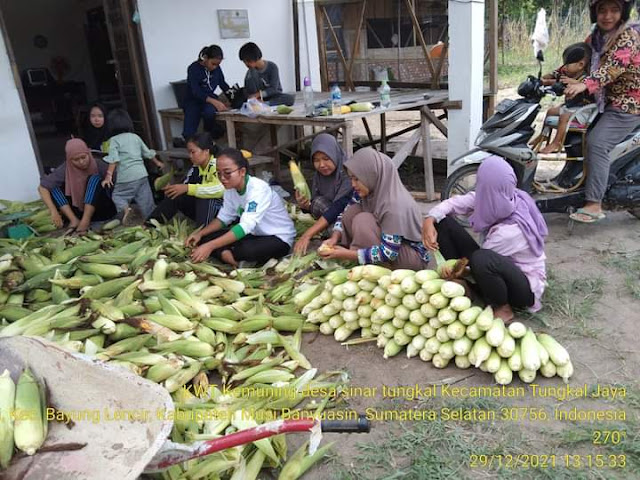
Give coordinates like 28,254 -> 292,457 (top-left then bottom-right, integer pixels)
275,88 -> 640,479
288,208 -> 639,480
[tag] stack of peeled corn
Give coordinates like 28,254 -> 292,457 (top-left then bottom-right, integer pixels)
298,265 -> 574,385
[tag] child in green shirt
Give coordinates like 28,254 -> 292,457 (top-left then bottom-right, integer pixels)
101,109 -> 164,221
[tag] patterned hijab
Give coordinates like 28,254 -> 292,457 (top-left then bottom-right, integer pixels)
344,148 -> 423,242
469,156 -> 548,256
310,133 -> 352,201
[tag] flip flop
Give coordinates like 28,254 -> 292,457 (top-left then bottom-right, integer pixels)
569,208 -> 606,224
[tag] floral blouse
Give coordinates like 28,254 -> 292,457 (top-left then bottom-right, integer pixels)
585,27 -> 640,115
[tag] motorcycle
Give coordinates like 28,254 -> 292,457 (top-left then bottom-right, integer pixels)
442,66 -> 640,220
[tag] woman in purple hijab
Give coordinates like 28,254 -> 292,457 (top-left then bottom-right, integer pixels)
423,156 -> 548,322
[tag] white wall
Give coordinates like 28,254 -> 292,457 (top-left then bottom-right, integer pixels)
447,0 -> 485,170
0,0 -> 99,100
138,0 -> 296,144
297,0 -> 321,92
0,27 -> 41,202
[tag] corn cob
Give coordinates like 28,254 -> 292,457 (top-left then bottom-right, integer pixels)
289,160 -> 311,201
52,240 -> 102,264
124,318 -> 181,342
153,339 -> 215,358
164,361 -> 202,393
209,277 -> 245,294
134,313 -> 193,332
119,302 -> 146,318
0,369 -> 15,468
152,258 -> 169,282
49,274 -> 102,290
170,287 -> 210,318
207,305 -> 243,320
13,369 -> 47,456
101,334 -> 152,357
14,264 -> 75,292
79,253 -> 135,265
81,276 -> 137,300
201,318 -> 239,333
113,351 -> 167,366
187,262 -> 226,277
0,305 -> 32,322
146,356 -> 185,383
114,280 -> 143,308
77,262 -> 128,278
113,239 -> 148,255
6,293 -> 24,305
2,270 -> 25,291
108,323 -> 140,341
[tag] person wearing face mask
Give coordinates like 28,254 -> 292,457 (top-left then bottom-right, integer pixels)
38,138 -> 116,235
318,147 -> 430,271
564,0 -> 640,223
182,45 -> 229,142
184,148 -> 295,266
293,133 -> 353,255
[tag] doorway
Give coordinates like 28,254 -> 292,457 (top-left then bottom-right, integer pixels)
0,0 -> 157,171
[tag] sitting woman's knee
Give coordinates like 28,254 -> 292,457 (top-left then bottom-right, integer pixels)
469,249 -> 493,271
352,212 -> 377,229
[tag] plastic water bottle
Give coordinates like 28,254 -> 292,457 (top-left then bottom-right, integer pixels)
303,77 -> 314,115
380,80 -> 391,109
331,84 -> 342,115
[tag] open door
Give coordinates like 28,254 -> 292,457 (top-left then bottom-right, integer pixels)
103,0 -> 159,146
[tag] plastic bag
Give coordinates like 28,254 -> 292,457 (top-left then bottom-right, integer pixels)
531,8 -> 549,58
240,98 -> 272,117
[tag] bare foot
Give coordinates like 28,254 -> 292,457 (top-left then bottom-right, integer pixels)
493,304 -> 514,324
220,249 -> 238,268
540,143 -> 562,154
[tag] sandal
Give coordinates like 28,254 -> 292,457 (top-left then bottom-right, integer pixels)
569,208 -> 606,224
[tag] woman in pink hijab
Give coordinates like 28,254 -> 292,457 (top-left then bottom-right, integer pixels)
423,156 -> 548,323
38,138 -> 116,234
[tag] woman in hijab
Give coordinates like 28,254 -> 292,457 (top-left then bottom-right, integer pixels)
294,133 -> 353,254
38,138 -> 116,234
318,147 -> 429,270
422,156 -> 548,323
564,0 -> 640,223
81,102 -> 109,152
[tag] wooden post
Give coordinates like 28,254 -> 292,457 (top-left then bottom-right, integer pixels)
321,6 -> 354,90
403,0 -> 437,85
226,119 -> 237,148
316,3 -> 329,92
345,0 -> 367,89
342,122 -> 353,156
421,107 -> 436,200
488,0 -> 499,116
270,125 -> 280,180
380,112 -> 387,154
293,0 -> 301,91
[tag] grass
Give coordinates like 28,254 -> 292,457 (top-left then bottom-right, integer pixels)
525,270 -> 604,337
599,251 -> 640,300
495,7 -> 592,89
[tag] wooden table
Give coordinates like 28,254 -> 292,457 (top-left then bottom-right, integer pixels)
160,90 -> 459,200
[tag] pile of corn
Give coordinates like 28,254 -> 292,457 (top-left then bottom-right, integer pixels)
0,200 -> 57,235
0,211 -> 349,479
299,265 -> 574,386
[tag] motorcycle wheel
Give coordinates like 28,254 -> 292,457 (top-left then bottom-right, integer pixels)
442,164 -> 480,227
442,164 -> 480,200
